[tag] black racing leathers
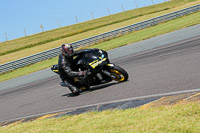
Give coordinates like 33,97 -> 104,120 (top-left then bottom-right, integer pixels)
58,50 -> 87,94
58,48 -> 107,94
58,50 -> 85,81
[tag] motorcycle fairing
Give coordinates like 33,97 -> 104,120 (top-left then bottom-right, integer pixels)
51,64 -> 59,74
89,57 -> 107,69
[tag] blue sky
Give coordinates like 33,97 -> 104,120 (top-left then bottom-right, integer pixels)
0,0 -> 167,42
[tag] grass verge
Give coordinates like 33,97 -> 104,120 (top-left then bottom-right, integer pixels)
90,11 -> 200,51
0,0 -> 199,64
0,57 -> 58,82
0,102 -> 199,133
0,11 -> 199,82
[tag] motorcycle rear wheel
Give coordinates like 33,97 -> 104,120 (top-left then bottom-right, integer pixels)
109,66 -> 128,82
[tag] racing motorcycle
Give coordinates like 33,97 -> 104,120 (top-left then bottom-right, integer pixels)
51,49 -> 128,94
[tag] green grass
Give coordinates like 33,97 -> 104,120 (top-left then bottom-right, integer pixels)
0,5 -> 170,56
0,11 -> 199,82
1,102 -> 199,133
0,0 -> 199,64
0,57 -> 58,82
90,11 -> 200,51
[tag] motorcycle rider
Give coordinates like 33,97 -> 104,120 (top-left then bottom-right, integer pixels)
57,43 -> 89,95
52,43 -> 111,95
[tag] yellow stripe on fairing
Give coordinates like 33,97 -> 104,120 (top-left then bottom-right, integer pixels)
89,58 -> 107,68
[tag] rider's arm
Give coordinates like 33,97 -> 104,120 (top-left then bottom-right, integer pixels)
73,49 -> 86,56
59,54 -> 81,78
74,48 -> 100,56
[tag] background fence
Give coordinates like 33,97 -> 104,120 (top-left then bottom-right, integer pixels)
0,4 -> 199,73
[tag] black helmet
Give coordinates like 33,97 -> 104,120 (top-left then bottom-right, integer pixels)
61,43 -> 74,57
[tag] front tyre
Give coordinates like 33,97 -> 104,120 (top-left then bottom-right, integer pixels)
109,66 -> 128,82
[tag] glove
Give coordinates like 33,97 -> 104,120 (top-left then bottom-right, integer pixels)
79,70 -> 87,77
87,71 -> 91,75
79,70 -> 91,77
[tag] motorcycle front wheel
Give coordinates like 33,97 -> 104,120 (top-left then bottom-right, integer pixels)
109,65 -> 128,82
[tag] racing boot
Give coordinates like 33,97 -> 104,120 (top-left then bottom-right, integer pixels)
64,81 -> 79,95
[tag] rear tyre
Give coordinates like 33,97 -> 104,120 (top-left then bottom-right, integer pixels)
109,65 -> 128,82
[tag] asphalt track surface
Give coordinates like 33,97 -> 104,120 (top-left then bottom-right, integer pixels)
0,25 -> 200,122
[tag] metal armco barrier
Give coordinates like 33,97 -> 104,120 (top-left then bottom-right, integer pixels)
0,4 -> 199,73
